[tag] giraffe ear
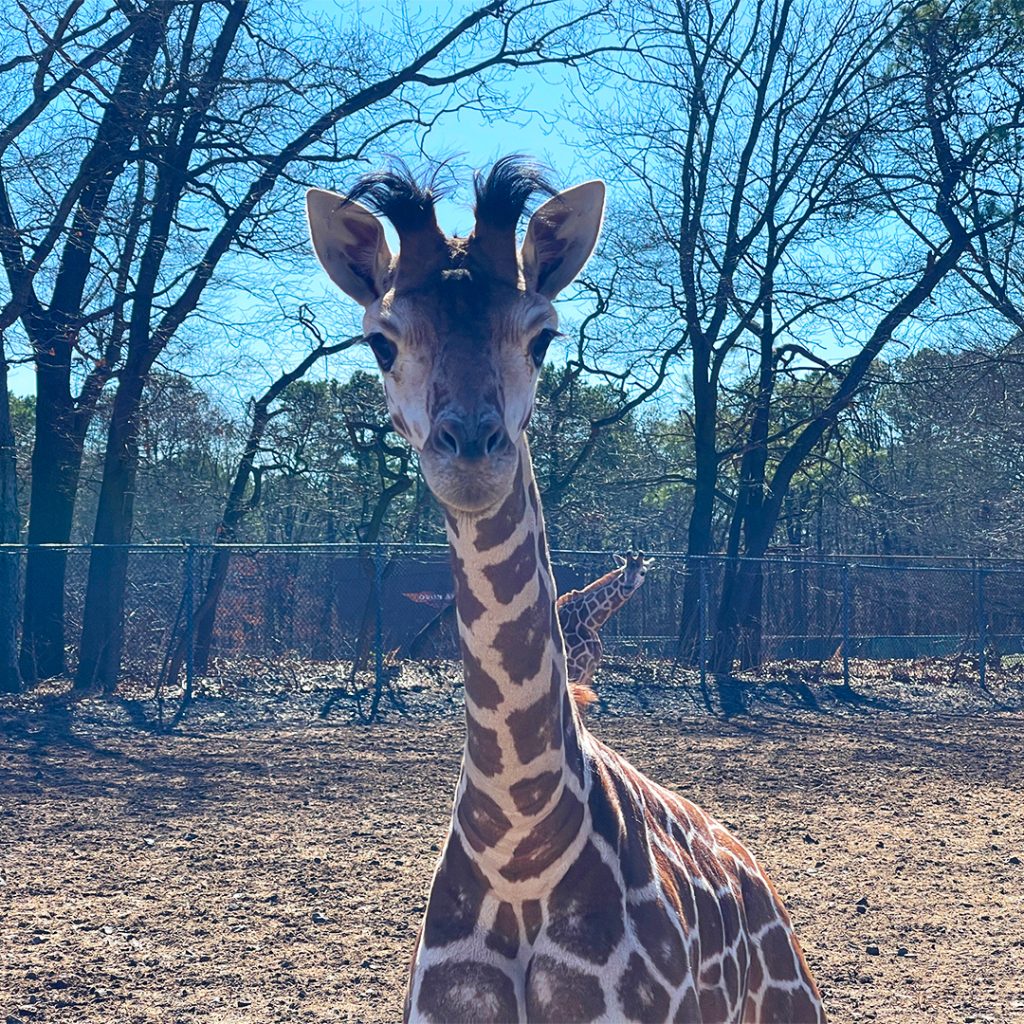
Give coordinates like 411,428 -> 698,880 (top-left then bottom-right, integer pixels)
521,181 -> 605,298
307,188 -> 393,307
613,553 -> 627,568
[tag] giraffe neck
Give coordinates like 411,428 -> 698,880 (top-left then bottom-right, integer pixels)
584,571 -> 632,629
445,438 -> 588,897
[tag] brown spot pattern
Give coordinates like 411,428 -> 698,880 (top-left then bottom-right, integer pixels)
698,984 -> 729,1022
522,899 -> 543,943
475,460 -> 525,550
561,692 -> 586,786
417,960 -> 517,1023
457,777 -> 512,853
547,840 -> 624,963
423,836 -> 490,948
485,901 -> 519,959
526,954 -> 605,1023
462,645 -> 502,710
608,770 -> 653,889
451,551 -> 485,627
748,949 -> 765,993
723,953 -> 739,1006
506,675 -> 560,765
695,884 -> 725,959
760,924 -> 798,982
760,984 -> 820,1024
629,898 -> 686,987
510,768 -> 561,815
674,986 -> 700,1023
494,597 -> 550,683
483,532 -> 536,604
587,756 -> 623,850
741,868 -> 778,933
720,888 -> 741,949
617,951 -> 670,1023
466,715 -> 503,776
500,787 -> 584,882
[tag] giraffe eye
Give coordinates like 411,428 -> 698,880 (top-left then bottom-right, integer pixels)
365,332 -> 397,373
530,328 -> 558,369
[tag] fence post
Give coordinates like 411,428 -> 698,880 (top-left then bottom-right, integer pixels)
976,567 -> 987,689
698,558 -> 708,690
374,539 -> 385,699
184,543 -> 196,700
841,562 -> 851,690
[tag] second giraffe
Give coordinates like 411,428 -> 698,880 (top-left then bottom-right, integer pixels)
557,550 -> 654,692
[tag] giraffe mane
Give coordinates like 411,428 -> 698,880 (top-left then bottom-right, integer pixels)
569,681 -> 598,709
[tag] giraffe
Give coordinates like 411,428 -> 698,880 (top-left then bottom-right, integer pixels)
306,158 -> 825,1024
557,550 -> 655,692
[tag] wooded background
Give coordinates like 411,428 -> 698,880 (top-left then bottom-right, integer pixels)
2,0 -> 1023,698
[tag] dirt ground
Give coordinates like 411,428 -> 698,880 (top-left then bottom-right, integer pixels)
2,680 -> 1023,1024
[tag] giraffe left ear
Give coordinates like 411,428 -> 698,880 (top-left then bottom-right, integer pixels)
521,181 -> 605,298
613,553 -> 627,568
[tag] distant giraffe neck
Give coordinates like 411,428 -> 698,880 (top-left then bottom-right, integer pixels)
577,569 -> 632,629
445,438 -> 587,892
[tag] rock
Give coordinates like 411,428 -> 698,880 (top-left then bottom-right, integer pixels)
866,944 -> 880,956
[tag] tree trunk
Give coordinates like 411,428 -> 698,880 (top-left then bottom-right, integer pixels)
17,9 -> 169,683
0,346 -> 22,692
75,367 -> 146,693
714,306 -> 775,675
678,342 -> 717,661
20,354 -> 84,681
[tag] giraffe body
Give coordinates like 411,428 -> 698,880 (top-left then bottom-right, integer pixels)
557,551 -> 654,690
306,158 -> 825,1024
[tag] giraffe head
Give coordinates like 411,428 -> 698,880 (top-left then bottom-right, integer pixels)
306,157 -> 605,514
614,550 -> 655,594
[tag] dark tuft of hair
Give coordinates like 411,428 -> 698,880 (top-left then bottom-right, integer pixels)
473,155 -> 556,230
346,161 -> 443,234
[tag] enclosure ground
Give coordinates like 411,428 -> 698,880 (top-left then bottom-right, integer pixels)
2,700 -> 1023,1024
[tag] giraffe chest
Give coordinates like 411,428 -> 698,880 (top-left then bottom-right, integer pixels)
406,835 -> 749,1024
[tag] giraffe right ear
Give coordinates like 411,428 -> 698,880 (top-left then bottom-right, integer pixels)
613,553 -> 627,568
521,181 -> 605,299
306,189 -> 393,307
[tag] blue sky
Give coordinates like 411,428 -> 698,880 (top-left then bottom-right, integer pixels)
7,1 -> 600,402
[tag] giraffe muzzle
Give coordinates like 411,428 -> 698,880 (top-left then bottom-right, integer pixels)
429,411 -> 511,461
422,410 -> 517,513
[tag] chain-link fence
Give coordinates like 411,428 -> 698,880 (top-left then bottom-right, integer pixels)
4,544 -> 1024,715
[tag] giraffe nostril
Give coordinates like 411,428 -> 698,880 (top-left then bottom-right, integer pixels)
485,425 -> 508,455
436,425 -> 460,456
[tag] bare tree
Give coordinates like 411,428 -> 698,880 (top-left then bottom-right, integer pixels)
711,0 -> 1024,684
0,335 -> 19,692
1,2 -> 157,678
0,0 -> 621,692
572,0 -> 1024,705
572,0 -> 910,663
158,315 -> 359,720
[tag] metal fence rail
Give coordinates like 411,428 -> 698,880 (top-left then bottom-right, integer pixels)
3,544 -> 1023,704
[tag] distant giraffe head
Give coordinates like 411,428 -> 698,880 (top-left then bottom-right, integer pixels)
614,550 -> 655,594
305,158 -> 604,513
